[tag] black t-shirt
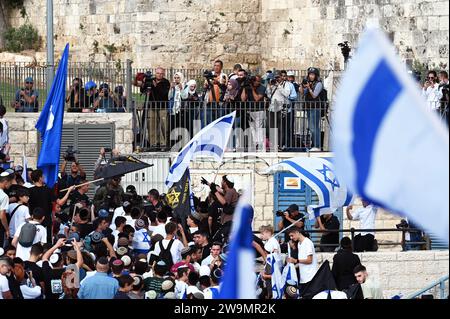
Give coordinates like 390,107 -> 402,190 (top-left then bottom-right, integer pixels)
199,243 -> 212,262
42,261 -> 65,299
148,79 -> 170,102
320,215 -> 340,246
282,212 -> 304,241
24,261 -> 45,287
28,186 -> 57,218
68,88 -> 87,109
76,223 -> 94,239
69,190 -> 90,207
208,201 -> 222,236
114,291 -> 130,299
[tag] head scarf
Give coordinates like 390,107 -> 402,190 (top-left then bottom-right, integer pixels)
186,80 -> 197,94
173,72 -> 185,86
224,78 -> 239,100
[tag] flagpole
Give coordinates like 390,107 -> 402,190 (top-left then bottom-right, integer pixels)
59,178 -> 104,192
273,222 -> 298,239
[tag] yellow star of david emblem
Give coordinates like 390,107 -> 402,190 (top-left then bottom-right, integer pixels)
166,188 -> 181,207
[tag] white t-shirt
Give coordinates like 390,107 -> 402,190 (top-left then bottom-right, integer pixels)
352,205 -> 378,236
20,281 -> 42,299
201,255 -> 215,267
0,189 -> 9,213
110,207 -> 133,231
298,237 -> 317,284
0,274 -> 10,299
151,238 -> 184,264
151,224 -> 167,238
0,118 -> 8,149
14,220 -> 47,261
132,229 -> 152,251
8,203 -> 30,236
264,237 -> 281,254
175,280 -> 188,299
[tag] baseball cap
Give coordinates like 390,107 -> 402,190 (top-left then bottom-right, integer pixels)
67,232 -> 80,242
85,81 -> 97,91
223,175 -> 235,184
287,204 -> 299,212
25,77 -> 33,83
287,71 -> 295,76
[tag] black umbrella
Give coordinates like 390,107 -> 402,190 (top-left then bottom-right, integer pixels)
98,156 -> 153,179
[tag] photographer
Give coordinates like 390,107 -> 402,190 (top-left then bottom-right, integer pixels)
438,71 -> 449,123
94,83 -> 115,113
277,204 -> 305,242
84,81 -> 98,110
113,85 -> 127,112
241,75 -> 266,151
314,213 -> 340,252
266,71 -> 291,150
14,77 -> 39,113
422,70 -> 442,112
66,78 -> 87,112
142,67 -> 170,150
203,60 -> 228,125
300,67 -> 325,149
93,176 -> 125,214
60,154 -> 86,189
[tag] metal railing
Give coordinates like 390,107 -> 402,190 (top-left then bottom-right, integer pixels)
259,227 -> 431,251
131,100 -> 331,152
404,275 -> 449,299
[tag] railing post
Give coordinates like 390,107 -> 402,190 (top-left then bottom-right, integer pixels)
126,59 -> 133,112
439,281 -> 445,299
350,227 -> 355,251
401,229 -> 406,251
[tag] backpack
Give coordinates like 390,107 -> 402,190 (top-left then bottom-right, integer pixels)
18,221 -> 37,248
158,239 -> 175,269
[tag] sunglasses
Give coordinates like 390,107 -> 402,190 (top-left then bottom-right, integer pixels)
428,76 -> 435,79
25,82 -> 33,84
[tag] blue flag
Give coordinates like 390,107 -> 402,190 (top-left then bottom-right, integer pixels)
219,191 -> 256,299
35,44 -> 69,188
332,28 -> 449,243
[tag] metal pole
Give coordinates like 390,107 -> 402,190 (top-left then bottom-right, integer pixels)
46,0 -> 55,92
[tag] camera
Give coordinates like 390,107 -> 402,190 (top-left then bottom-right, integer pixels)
275,210 -> 286,217
141,71 -> 155,93
396,219 -> 409,230
203,70 -> 215,81
238,75 -> 252,89
104,147 -> 112,152
302,78 -> 309,86
63,146 -> 79,162
201,177 -> 209,185
338,41 -> 351,62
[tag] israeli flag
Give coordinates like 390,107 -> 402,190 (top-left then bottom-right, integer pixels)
165,111 -> 236,188
332,28 -> 449,243
266,253 -> 284,299
219,190 -> 256,299
281,263 -> 298,290
35,44 -> 69,188
265,157 -> 354,219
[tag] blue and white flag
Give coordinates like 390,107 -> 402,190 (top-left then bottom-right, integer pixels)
165,111 -> 236,188
266,253 -> 284,299
21,150 -> 28,183
35,43 -> 69,188
281,263 -> 298,291
265,157 -> 354,219
219,190 -> 256,299
332,28 -> 449,243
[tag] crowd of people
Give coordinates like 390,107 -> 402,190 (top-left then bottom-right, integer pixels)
0,144 -> 388,300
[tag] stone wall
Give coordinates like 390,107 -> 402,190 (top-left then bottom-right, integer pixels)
260,0 -> 450,71
4,0 -> 449,70
7,112 -> 133,168
317,250 -> 449,298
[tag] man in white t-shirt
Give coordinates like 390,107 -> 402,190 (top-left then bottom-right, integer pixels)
12,208 -> 47,261
287,228 -> 317,290
346,200 -> 378,252
201,242 -> 222,267
150,210 -> 168,238
0,170 -> 14,247
0,257 -> 13,299
151,222 -> 187,266
8,187 -> 31,237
